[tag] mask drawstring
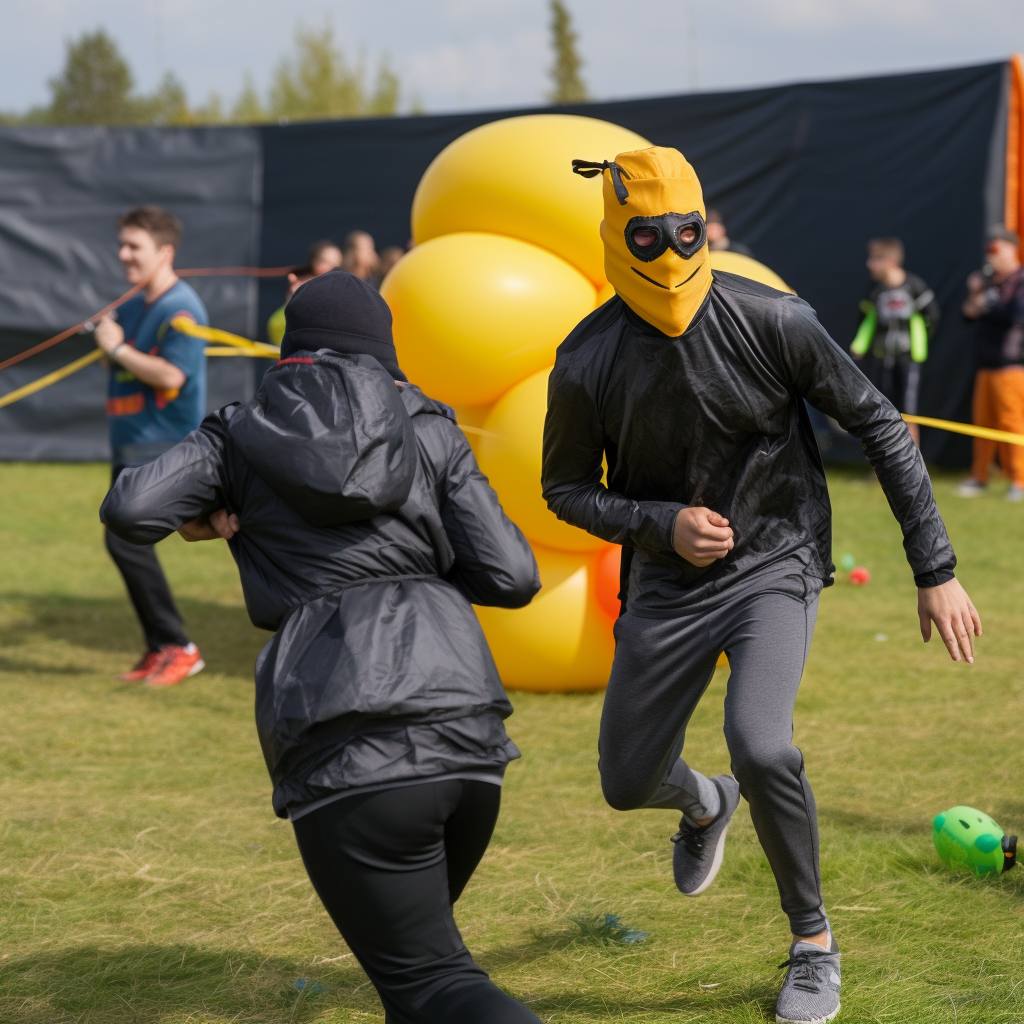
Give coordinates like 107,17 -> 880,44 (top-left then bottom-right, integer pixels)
572,159 -> 631,205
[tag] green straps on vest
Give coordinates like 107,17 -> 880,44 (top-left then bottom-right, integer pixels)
909,311 -> 928,363
850,300 -> 876,356
267,304 -> 286,347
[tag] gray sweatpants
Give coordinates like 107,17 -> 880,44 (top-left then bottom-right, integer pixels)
599,582 -> 827,936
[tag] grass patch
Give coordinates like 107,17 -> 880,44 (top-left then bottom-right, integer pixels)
1,461 -> 1023,1022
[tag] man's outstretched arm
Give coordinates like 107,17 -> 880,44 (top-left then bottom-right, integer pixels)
778,297 -> 981,662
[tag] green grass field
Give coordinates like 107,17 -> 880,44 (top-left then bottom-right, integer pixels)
2,461 -> 1024,1023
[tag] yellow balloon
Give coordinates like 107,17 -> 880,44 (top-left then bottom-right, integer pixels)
710,250 -> 795,294
382,232 -> 595,407
477,366 -> 604,553
449,402 -> 493,455
595,281 -> 616,308
411,114 -> 651,286
476,545 -> 614,692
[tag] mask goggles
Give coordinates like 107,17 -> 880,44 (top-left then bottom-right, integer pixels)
624,213 -> 707,263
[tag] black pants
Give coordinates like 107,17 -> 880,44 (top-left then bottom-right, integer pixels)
105,466 -> 188,652
866,351 -> 920,414
291,780 -> 542,1024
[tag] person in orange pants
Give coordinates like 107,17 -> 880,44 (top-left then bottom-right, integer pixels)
960,227 -> 1024,501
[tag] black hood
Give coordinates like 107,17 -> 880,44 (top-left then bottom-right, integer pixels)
281,271 -> 406,381
228,350 -> 416,528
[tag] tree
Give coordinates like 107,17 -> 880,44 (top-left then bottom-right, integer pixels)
10,24 -> 405,127
44,30 -> 146,125
547,0 -> 589,105
148,71 -> 190,125
231,75 -> 267,124
367,59 -> 401,118
268,25 -> 400,122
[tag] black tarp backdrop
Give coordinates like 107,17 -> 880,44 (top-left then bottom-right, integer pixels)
259,60 -> 1008,467
0,125 -> 262,459
0,60 -> 1010,462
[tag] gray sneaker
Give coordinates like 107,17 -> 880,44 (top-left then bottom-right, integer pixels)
775,934 -> 841,1024
670,774 -> 741,896
955,479 -> 987,498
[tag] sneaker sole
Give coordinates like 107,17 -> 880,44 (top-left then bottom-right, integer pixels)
682,818 -> 731,897
145,658 -> 205,688
775,1002 -> 840,1024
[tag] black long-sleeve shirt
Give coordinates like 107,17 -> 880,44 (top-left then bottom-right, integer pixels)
976,267 -> 1024,369
542,272 -> 955,617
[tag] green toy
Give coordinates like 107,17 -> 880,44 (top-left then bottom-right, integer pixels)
933,806 -> 1017,877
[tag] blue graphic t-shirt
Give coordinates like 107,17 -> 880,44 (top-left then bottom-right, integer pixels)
107,280 -> 208,465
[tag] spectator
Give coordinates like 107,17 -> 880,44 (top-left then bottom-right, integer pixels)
93,205 -> 207,686
308,238 -> 343,276
342,230 -> 380,282
705,208 -> 754,257
959,226 -> 1024,500
373,245 -> 405,287
266,239 -> 343,346
850,237 -> 940,446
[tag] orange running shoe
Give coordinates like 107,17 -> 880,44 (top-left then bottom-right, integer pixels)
119,650 -> 163,682
144,643 -> 205,687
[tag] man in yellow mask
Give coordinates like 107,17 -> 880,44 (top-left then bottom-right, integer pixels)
543,147 -> 981,1024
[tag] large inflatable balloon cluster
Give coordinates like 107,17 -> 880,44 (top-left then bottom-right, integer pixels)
382,114 -> 790,692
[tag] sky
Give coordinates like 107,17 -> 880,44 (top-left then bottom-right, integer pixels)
0,0 -> 1022,116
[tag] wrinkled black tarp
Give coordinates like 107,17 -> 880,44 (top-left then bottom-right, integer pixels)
261,62 -> 1008,467
0,62 -> 1009,462
0,126 -> 261,460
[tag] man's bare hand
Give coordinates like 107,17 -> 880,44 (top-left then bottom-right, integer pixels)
673,507 -> 734,567
918,578 -> 982,663
93,314 -> 125,354
177,509 -> 240,543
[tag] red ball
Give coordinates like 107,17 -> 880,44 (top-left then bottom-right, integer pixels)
595,545 -> 622,619
849,566 -> 870,585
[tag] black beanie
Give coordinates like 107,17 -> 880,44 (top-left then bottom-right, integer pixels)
280,270 -> 406,380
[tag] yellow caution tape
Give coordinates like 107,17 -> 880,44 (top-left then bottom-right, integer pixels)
902,414 -> 1024,448
1,329 -> 1020,459
205,346 -> 273,357
0,323 -> 280,410
170,317 -> 281,358
0,348 -> 104,409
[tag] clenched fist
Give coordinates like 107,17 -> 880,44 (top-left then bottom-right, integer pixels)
672,507 -> 734,567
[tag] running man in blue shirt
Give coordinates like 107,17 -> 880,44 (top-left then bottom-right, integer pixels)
93,206 -> 208,686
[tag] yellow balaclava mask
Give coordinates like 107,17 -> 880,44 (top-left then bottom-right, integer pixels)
575,146 -> 712,337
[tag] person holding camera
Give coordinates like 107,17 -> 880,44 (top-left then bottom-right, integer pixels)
959,227 -> 1024,501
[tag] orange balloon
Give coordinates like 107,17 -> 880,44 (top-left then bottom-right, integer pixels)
594,545 -> 622,619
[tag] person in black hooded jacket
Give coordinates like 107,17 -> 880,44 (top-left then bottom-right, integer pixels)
101,271 -> 543,1024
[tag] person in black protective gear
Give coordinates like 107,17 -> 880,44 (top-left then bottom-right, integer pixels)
544,148 -> 982,1024
102,271 -> 544,1024
849,236 -> 940,446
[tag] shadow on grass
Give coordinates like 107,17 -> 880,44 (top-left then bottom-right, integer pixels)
476,929 -> 778,1020
0,943 -> 378,1024
0,936 -> 781,1024
0,657 -> 92,676
0,593 -> 267,679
